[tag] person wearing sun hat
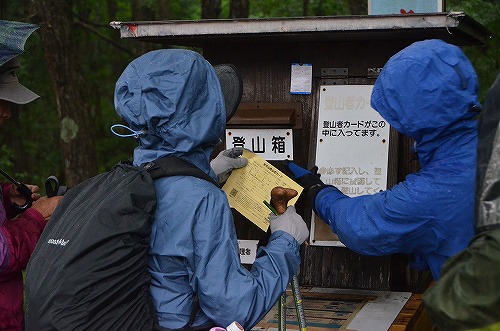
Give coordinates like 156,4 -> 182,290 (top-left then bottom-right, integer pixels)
0,56 -> 62,331
0,57 -> 39,125
0,57 -> 39,101
112,49 -> 308,330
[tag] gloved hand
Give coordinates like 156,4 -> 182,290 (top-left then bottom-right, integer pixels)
269,206 -> 309,244
284,161 -> 326,207
211,147 -> 248,184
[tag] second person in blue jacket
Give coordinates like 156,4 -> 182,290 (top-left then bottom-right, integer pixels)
287,39 -> 480,280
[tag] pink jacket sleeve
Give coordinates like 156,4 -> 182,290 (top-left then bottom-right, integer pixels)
0,183 -> 46,279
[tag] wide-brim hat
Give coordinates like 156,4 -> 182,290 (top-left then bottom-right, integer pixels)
0,57 -> 39,105
214,64 -> 242,122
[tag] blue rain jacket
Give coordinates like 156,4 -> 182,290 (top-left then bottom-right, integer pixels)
114,49 -> 301,330
315,39 -> 479,280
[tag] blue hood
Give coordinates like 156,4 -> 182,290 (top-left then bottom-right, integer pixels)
114,49 -> 226,171
371,39 -> 480,162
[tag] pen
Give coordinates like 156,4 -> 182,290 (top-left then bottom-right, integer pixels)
263,200 -> 278,216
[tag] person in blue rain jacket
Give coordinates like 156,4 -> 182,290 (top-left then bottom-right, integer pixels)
286,39 -> 480,280
113,49 -> 309,330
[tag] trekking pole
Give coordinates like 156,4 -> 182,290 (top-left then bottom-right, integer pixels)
277,292 -> 286,331
270,187 -> 308,331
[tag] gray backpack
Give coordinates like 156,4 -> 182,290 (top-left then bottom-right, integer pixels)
25,157 -> 217,331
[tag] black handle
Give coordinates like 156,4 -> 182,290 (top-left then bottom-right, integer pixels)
45,175 -> 68,198
0,168 -> 33,212
11,182 -> 33,212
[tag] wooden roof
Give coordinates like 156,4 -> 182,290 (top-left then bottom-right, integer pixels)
110,12 -> 492,47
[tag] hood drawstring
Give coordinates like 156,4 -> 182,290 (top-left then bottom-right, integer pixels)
110,124 -> 146,138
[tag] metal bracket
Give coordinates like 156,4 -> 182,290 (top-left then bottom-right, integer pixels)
321,67 -> 382,85
320,78 -> 349,85
367,67 -> 383,79
321,67 -> 348,78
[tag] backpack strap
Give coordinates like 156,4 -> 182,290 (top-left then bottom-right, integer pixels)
145,157 -> 217,329
145,156 -> 218,187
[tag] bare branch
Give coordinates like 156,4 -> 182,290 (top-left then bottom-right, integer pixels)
74,19 -> 135,57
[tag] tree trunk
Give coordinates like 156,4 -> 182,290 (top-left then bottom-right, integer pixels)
107,0 -> 129,79
0,1 -> 6,18
303,0 -> 309,16
202,0 -> 221,19
230,0 -> 248,18
348,0 -> 367,15
28,0 -> 98,187
157,0 -> 171,20
313,0 -> 326,16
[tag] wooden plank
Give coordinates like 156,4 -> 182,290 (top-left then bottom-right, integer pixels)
388,326 -> 407,331
389,293 -> 434,331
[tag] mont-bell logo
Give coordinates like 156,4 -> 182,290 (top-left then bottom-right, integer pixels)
47,238 -> 69,246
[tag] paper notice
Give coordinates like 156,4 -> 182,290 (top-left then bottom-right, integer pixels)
290,63 -> 312,95
222,150 -> 303,231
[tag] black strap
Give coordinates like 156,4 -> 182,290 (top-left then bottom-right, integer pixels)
145,156 -> 218,187
188,293 -> 200,328
152,293 -> 213,331
154,324 -> 214,331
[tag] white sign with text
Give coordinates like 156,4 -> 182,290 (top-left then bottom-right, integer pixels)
311,85 -> 391,246
237,239 -> 259,264
225,128 -> 294,160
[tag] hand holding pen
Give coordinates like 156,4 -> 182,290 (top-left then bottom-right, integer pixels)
266,187 -> 308,331
267,187 -> 308,244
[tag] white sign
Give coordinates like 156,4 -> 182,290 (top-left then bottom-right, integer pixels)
315,85 -> 390,195
237,239 -> 259,264
225,128 -> 294,160
311,85 -> 391,246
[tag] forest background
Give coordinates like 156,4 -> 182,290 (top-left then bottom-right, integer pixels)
0,0 -> 498,191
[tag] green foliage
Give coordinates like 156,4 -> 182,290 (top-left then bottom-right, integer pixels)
171,0 -> 202,19
250,0 -> 304,17
0,145 -> 15,171
447,0 -> 500,102
308,0 -> 351,16
250,0 -> 351,18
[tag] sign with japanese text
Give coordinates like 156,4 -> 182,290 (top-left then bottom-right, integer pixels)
311,85 -> 390,246
225,128 -> 294,161
237,239 -> 259,264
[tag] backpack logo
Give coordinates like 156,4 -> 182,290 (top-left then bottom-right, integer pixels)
47,238 -> 69,246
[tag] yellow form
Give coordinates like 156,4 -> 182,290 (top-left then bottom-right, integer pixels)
222,150 -> 303,231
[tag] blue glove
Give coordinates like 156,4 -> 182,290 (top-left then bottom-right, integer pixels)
285,161 -> 326,208
287,162 -> 313,178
